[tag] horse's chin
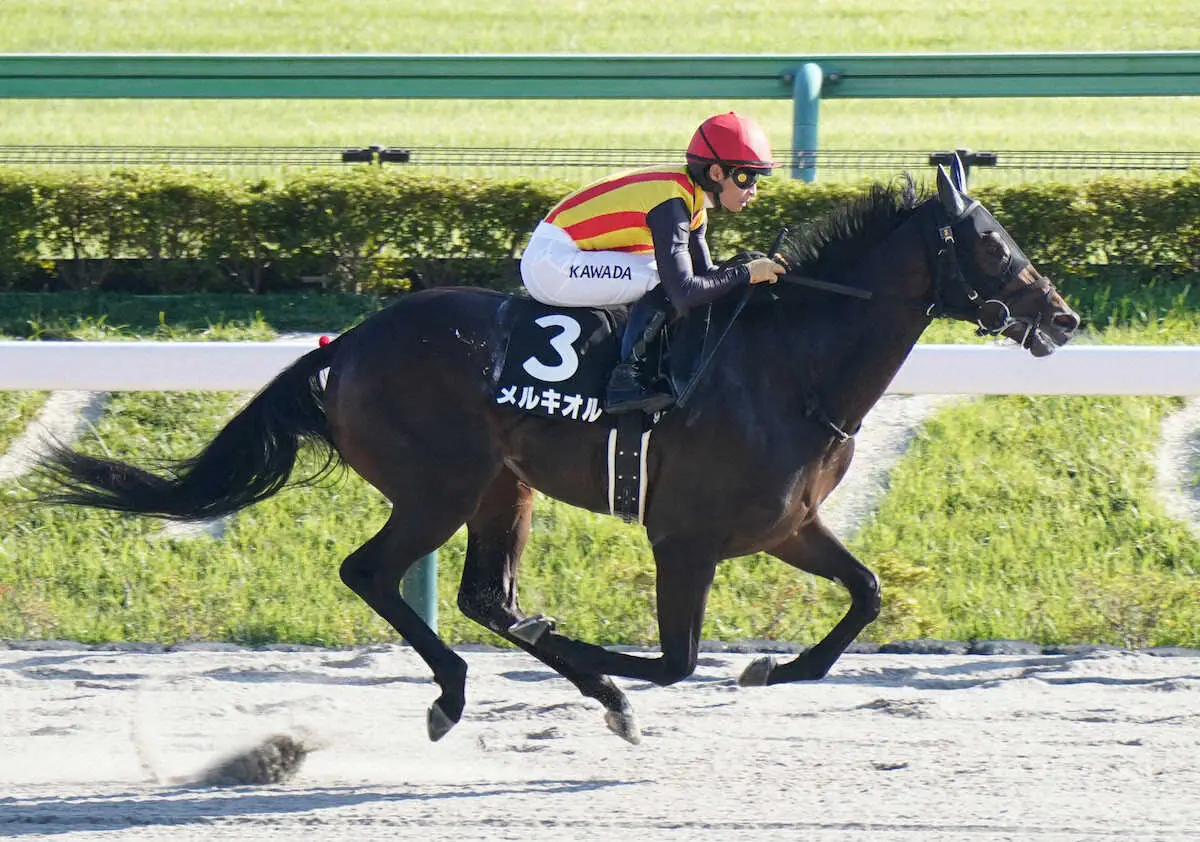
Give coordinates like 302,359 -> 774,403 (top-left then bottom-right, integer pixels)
1026,338 -> 1057,358
1002,326 -> 1068,358
1024,327 -> 1075,357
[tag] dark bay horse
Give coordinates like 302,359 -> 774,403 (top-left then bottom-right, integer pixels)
34,159 -> 1080,745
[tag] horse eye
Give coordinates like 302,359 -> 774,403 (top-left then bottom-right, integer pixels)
981,232 -> 1009,259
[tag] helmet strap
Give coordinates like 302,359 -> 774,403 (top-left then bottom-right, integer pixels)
697,124 -> 732,172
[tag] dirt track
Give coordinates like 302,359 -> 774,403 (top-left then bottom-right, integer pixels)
2,643 -> 1198,840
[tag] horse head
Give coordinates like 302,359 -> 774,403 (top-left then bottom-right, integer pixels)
931,155 -> 1080,357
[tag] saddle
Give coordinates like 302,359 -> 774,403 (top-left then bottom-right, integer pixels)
489,294 -> 728,426
488,293 -> 727,523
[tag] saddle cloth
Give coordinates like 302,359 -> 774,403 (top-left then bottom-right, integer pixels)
491,296 -> 624,425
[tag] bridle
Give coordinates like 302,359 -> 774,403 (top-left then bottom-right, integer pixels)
777,196 -> 1061,348
920,197 -> 1059,348
767,196 -> 1063,442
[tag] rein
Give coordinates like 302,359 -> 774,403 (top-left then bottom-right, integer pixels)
777,272 -> 874,300
767,198 -> 1058,443
779,199 -> 1055,336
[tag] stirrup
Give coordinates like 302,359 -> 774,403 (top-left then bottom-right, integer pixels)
605,358 -> 672,414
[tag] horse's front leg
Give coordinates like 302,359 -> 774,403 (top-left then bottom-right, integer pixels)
739,518 -> 881,687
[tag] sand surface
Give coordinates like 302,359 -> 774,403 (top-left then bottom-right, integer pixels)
2,644 -> 1198,840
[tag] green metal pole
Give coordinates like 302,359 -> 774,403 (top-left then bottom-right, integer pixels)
791,61 -> 823,182
402,552 -> 438,632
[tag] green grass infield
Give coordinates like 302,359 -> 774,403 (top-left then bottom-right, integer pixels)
0,286 -> 1198,647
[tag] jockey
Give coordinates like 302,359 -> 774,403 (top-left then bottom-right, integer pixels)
520,111 -> 786,414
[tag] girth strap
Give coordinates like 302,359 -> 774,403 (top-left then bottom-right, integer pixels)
608,413 -> 652,523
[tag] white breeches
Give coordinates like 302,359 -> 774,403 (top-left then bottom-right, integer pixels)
520,222 -> 660,307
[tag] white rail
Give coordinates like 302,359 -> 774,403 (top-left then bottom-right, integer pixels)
0,341 -> 1197,396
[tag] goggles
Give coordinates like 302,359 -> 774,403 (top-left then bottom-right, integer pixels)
730,167 -> 769,190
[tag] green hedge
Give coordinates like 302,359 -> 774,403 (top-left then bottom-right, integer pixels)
0,167 -> 1197,294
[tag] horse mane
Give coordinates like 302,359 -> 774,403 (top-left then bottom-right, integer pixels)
776,175 -> 926,279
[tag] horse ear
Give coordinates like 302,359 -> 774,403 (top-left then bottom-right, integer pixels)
949,153 -> 968,192
937,164 -> 970,218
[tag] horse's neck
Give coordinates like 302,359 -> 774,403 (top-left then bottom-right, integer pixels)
785,218 -> 934,434
817,304 -> 930,433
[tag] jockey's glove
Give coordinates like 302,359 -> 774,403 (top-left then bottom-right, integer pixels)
748,257 -> 786,285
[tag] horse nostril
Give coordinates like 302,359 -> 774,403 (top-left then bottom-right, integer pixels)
1053,313 -> 1080,332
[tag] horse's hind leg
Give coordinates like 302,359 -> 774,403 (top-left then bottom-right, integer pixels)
510,537 -> 721,687
738,518 -> 881,687
339,509 -> 472,742
456,469 -> 639,742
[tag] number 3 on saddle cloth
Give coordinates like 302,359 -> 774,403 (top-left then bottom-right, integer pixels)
488,294 -> 714,523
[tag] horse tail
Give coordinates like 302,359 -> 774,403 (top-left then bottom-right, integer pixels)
33,341 -> 342,520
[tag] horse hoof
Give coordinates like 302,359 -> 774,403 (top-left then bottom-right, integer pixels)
738,655 -> 775,687
509,615 -> 556,645
427,701 -> 458,742
604,706 -> 642,745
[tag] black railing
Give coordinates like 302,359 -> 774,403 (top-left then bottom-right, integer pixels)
0,145 -> 1196,180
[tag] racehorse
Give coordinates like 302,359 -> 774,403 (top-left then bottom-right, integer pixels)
33,158 -> 1080,745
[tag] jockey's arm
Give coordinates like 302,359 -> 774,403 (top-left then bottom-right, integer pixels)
646,198 -> 750,314
687,219 -> 718,275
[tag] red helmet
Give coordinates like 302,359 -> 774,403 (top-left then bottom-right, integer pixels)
686,112 -> 778,171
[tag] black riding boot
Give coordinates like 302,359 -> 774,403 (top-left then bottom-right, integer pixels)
605,291 -> 674,415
